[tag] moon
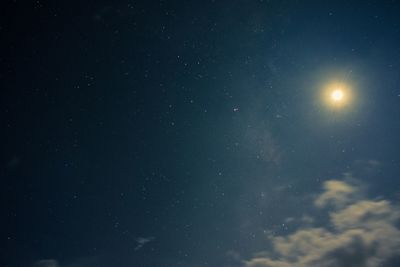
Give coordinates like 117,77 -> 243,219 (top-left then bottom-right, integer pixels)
331,88 -> 344,102
321,82 -> 353,109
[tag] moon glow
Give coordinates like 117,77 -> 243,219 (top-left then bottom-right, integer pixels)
331,89 -> 344,102
321,82 -> 353,109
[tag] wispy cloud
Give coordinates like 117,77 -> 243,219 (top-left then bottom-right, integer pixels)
134,236 -> 155,251
32,260 -> 60,267
245,180 -> 400,267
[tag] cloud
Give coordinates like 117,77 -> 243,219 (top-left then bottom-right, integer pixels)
226,250 -> 243,262
31,256 -> 122,267
245,180 -> 400,267
314,180 -> 358,208
353,159 -> 382,174
134,236 -> 155,251
32,260 -> 60,267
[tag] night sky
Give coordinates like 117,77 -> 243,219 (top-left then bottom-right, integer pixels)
5,1 -> 400,266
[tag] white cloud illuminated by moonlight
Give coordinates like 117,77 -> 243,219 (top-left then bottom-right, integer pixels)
245,180 -> 400,267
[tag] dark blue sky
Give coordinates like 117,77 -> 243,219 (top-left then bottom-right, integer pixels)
4,1 -> 400,266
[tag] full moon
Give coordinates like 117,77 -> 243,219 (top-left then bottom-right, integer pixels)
331,89 -> 344,102
321,81 -> 353,109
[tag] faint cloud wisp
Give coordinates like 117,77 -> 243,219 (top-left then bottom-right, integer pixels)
134,236 -> 155,251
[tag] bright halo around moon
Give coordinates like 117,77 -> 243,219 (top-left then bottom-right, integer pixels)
322,82 -> 353,109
